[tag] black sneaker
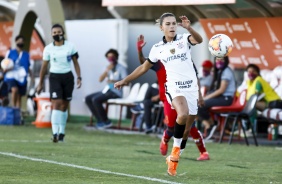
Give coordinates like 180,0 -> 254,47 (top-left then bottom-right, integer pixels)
58,134 -> 65,142
52,134 -> 58,143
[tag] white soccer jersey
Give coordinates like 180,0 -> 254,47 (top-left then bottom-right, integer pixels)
148,33 -> 198,93
43,40 -> 77,74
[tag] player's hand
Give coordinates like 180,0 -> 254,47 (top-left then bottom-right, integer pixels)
137,35 -> 146,52
178,15 -> 191,30
36,83 -> 43,95
77,78 -> 82,89
114,80 -> 128,90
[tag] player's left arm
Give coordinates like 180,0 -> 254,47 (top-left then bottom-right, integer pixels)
178,16 -> 203,45
72,53 -> 82,88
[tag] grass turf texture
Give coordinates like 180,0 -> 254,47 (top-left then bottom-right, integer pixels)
0,116 -> 281,184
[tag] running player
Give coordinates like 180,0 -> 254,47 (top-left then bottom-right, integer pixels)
115,13 -> 202,176
136,34 -> 209,161
37,24 -> 82,143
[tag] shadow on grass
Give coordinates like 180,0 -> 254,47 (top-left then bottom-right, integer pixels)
136,150 -> 157,155
226,164 -> 248,169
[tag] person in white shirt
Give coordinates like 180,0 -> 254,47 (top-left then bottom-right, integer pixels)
114,12 -> 202,176
37,24 -> 82,143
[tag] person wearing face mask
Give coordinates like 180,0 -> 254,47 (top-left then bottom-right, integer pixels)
198,56 -> 236,140
85,49 -> 127,129
246,64 -> 281,110
37,24 -> 82,143
199,60 -> 213,94
4,35 -> 32,109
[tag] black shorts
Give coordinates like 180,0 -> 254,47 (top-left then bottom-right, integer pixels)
49,72 -> 74,101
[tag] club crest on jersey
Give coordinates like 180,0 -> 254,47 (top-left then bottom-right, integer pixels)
170,48 -> 175,54
177,42 -> 184,49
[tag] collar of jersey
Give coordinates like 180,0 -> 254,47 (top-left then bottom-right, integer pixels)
162,35 -> 177,44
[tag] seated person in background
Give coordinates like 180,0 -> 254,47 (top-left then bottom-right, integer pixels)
85,49 -> 127,128
246,64 -> 282,110
130,84 -> 160,133
199,60 -> 213,95
198,56 -> 236,138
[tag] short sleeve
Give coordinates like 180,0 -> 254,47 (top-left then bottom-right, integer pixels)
119,65 -> 128,79
221,68 -> 232,82
70,42 -> 77,55
148,45 -> 158,64
255,81 -> 263,93
42,47 -> 50,61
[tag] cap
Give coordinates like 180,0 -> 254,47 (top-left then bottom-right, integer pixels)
202,60 -> 213,68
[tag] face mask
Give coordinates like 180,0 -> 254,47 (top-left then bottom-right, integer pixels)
108,56 -> 117,63
17,43 -> 24,48
53,34 -> 64,42
202,70 -> 210,77
248,73 -> 257,80
215,61 -> 225,69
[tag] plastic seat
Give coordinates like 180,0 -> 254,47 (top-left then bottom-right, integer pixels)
219,94 -> 259,146
209,90 -> 247,140
107,83 -> 140,104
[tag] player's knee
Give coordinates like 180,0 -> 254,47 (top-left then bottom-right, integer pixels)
177,114 -> 188,124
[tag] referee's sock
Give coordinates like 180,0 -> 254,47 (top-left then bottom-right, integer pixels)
59,110 -> 68,135
51,109 -> 62,135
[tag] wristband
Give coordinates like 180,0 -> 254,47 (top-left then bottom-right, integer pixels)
137,40 -> 144,52
77,77 -> 82,80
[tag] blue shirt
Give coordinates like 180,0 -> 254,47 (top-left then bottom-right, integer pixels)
221,67 -> 236,96
4,49 -> 30,85
103,63 -> 127,97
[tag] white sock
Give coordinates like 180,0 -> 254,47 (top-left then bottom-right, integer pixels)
59,111 -> 67,134
173,137 -> 182,147
51,110 -> 62,135
180,149 -> 184,156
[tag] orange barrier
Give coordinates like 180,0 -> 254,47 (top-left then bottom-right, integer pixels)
32,96 -> 52,128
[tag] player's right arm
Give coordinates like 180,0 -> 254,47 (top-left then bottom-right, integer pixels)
137,35 -> 146,64
114,60 -> 152,90
36,60 -> 49,94
37,46 -> 50,94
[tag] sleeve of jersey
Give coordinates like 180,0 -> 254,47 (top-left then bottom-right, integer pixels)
148,46 -> 158,65
42,47 -> 50,61
183,33 -> 196,46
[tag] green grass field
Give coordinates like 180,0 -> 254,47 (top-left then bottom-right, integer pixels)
0,117 -> 281,184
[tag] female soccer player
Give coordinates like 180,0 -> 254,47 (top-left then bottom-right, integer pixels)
136,34 -> 209,161
37,24 -> 82,143
114,13 -> 202,176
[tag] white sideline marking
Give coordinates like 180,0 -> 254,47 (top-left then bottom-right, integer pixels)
0,139 -> 49,143
275,147 -> 282,150
0,152 -> 182,184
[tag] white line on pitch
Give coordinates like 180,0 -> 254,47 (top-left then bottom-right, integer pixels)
0,152 -> 182,184
0,139 -> 49,143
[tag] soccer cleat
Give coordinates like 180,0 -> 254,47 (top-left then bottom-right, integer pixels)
159,137 -> 168,156
166,147 -> 180,176
58,134 -> 65,142
52,134 -> 58,143
197,152 -> 210,161
166,155 -> 179,176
